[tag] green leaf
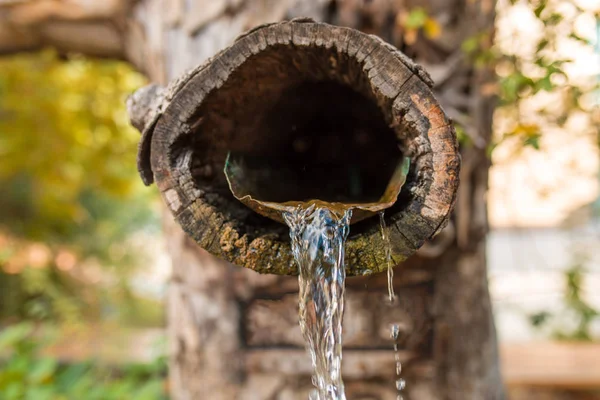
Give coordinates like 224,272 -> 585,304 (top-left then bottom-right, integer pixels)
461,36 -> 479,54
0,322 -> 34,351
25,387 -> 55,400
544,13 -> 563,26
535,76 -> 553,92
132,380 -> 165,400
535,38 -> 549,52
28,358 -> 58,384
530,311 -> 551,327
533,1 -> 546,18
405,8 -> 429,29
454,124 -> 472,147
523,133 -> 541,150
486,142 -> 498,158
568,32 -> 589,44
3,382 -> 24,400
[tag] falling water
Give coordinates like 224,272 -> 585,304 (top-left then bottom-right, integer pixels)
283,204 -> 407,399
379,211 -> 406,399
283,203 -> 351,400
379,211 -> 395,302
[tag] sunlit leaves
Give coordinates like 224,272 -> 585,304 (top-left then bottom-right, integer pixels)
512,123 -> 542,149
478,0 -> 600,154
499,69 -> 536,104
461,31 -> 497,69
404,7 -> 429,29
0,51 -> 160,324
529,263 -> 600,341
489,1 -> 600,341
0,50 -> 156,254
396,7 -> 442,44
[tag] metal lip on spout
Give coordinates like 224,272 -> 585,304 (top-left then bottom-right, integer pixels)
224,153 -> 411,225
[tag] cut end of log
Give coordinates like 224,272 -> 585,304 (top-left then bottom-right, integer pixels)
128,20 -> 460,276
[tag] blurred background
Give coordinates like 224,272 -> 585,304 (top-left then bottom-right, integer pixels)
0,52 -> 168,398
0,0 -> 599,399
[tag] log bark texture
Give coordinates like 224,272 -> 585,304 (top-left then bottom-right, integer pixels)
131,20 -> 460,276
0,1 -> 505,399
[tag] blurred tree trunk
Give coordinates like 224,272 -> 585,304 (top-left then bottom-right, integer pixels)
1,1 -> 504,399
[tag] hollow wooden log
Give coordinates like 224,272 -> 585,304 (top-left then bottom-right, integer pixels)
129,19 -> 460,276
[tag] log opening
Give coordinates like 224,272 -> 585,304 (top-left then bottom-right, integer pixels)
130,20 -> 460,276
223,81 -> 402,206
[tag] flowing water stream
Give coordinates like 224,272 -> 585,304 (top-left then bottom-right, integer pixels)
284,204 -> 351,400
283,204 -> 406,399
225,147 -> 411,398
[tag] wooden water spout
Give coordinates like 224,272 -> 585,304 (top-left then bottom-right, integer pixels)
127,19 -> 460,276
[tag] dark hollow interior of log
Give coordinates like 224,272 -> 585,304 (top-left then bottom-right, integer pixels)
228,81 -> 402,204
172,45 -> 414,235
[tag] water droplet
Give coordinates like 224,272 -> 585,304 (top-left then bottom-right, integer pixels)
379,212 -> 396,303
396,395 -> 404,400
396,378 -> 406,391
383,214 -> 405,398
390,323 -> 400,340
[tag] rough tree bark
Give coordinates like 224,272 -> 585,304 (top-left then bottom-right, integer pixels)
0,1 -> 504,399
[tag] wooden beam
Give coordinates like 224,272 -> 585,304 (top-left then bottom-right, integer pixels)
244,349 -> 422,379
501,342 -> 600,389
41,325 -> 600,390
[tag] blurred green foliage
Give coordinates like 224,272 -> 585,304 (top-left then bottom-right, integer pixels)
0,50 -> 165,398
456,0 -> 600,341
488,1 -> 600,341
530,261 -> 599,341
0,323 -> 167,400
0,50 -> 161,324
461,0 -> 600,152
0,49 -> 155,250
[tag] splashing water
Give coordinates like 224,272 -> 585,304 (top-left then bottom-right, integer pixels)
284,203 -> 351,400
379,212 -> 406,398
